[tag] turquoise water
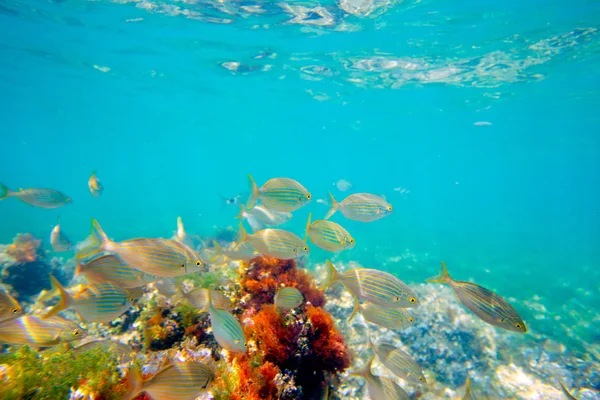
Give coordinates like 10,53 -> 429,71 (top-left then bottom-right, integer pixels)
1,0 -> 599,365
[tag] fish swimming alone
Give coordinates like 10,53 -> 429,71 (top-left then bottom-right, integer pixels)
0,288 -> 23,324
426,261 -> 527,333
238,224 -> 309,260
325,192 -> 392,222
85,219 -> 204,277
0,315 -> 85,346
321,260 -> 419,313
50,216 -> 73,252
44,275 -> 134,324
124,362 -> 214,400
88,171 -> 103,197
207,289 -> 246,353
304,212 -> 355,252
274,287 -> 304,311
246,174 -> 311,212
0,183 -> 72,208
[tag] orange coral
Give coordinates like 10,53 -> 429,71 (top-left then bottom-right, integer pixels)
5,233 -> 42,263
212,355 -> 281,400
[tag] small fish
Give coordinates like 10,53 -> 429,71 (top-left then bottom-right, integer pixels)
72,339 -> 133,362
325,192 -> 392,222
463,377 -> 475,400
426,261 -> 527,333
236,205 -> 292,232
50,216 -> 73,252
174,216 -> 195,249
356,302 -> 415,330
304,212 -> 354,252
556,378 -> 578,400
321,260 -> 419,313
44,275 -> 134,323
0,288 -> 23,324
124,362 -> 214,400
85,219 -> 204,277
75,253 -> 156,288
0,183 -> 72,208
350,355 -> 393,400
333,179 -> 352,192
381,376 -> 411,400
88,171 -> 103,197
179,288 -> 231,312
246,174 -> 311,212
218,192 -> 244,208
369,339 -> 426,385
219,241 -> 259,262
0,315 -> 85,346
274,287 -> 304,311
207,289 -> 246,353
238,224 -> 309,260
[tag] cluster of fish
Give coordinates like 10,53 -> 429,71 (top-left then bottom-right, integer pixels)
0,173 -> 578,400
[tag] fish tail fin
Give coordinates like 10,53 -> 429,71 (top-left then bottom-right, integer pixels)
123,365 -> 143,400
425,260 -> 453,284
324,192 -> 339,220
177,216 -> 184,234
209,240 -> 223,263
349,355 -> 375,379
0,183 -> 12,200
91,218 -> 109,245
246,174 -> 259,209
43,275 -> 73,319
74,260 -> 84,277
238,223 -> 249,245
349,295 -> 359,322
304,212 -> 312,244
77,219 -> 109,259
319,260 -> 339,291
465,377 -> 471,394
234,204 -> 246,220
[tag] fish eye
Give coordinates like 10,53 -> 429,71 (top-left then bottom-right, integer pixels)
306,193 -> 311,200
181,264 -> 185,269
11,308 -> 20,314
515,323 -> 522,329
387,205 -> 392,211
349,238 -> 354,243
419,377 -> 424,382
303,246 -> 308,251
196,261 -> 201,266
408,317 -> 414,323
73,329 -> 80,336
409,297 -> 417,304
129,296 -> 134,302
293,248 -> 297,253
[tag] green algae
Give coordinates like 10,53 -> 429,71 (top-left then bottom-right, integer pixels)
0,345 -> 125,400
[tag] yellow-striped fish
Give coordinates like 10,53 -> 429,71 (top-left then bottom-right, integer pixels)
274,287 -> 304,311
246,174 -> 311,212
72,339 -> 133,362
44,275 -> 134,324
239,224 -> 309,260
0,315 -> 85,346
463,377 -> 474,400
88,171 -> 103,197
351,355 -> 409,400
321,260 -> 419,313
325,192 -> 392,222
0,288 -> 23,324
75,253 -> 156,288
50,216 -> 73,252
355,303 -> 415,330
85,219 -> 204,277
221,241 -> 259,262
207,290 -> 246,353
124,362 -> 214,400
304,212 -> 354,252
369,339 -> 426,385
179,288 -> 231,312
0,183 -> 72,208
426,261 -> 527,333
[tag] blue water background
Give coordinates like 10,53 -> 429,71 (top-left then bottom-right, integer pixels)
1,0 -> 599,346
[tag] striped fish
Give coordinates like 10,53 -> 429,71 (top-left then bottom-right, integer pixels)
50,216 -> 72,252
321,260 -> 419,311
246,174 -> 311,212
44,275 -> 134,323
84,219 -> 204,277
124,362 -> 214,400
236,204 -> 292,232
88,170 -> 103,197
0,315 -> 85,346
356,303 -> 415,330
426,261 -> 527,333
0,183 -> 72,208
179,288 -> 231,312
207,290 -> 246,353
239,224 -> 308,260
75,253 -> 155,288
304,212 -> 354,252
221,241 -> 259,262
381,376 -> 411,400
274,287 -> 304,311
349,355 -> 388,400
370,340 -> 426,385
0,288 -> 23,324
325,192 -> 392,222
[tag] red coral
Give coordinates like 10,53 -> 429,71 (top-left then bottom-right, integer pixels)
212,355 -> 281,400
5,233 -> 42,263
239,256 -> 325,318
306,305 -> 351,373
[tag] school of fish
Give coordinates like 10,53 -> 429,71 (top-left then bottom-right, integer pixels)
0,173 -> 574,400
